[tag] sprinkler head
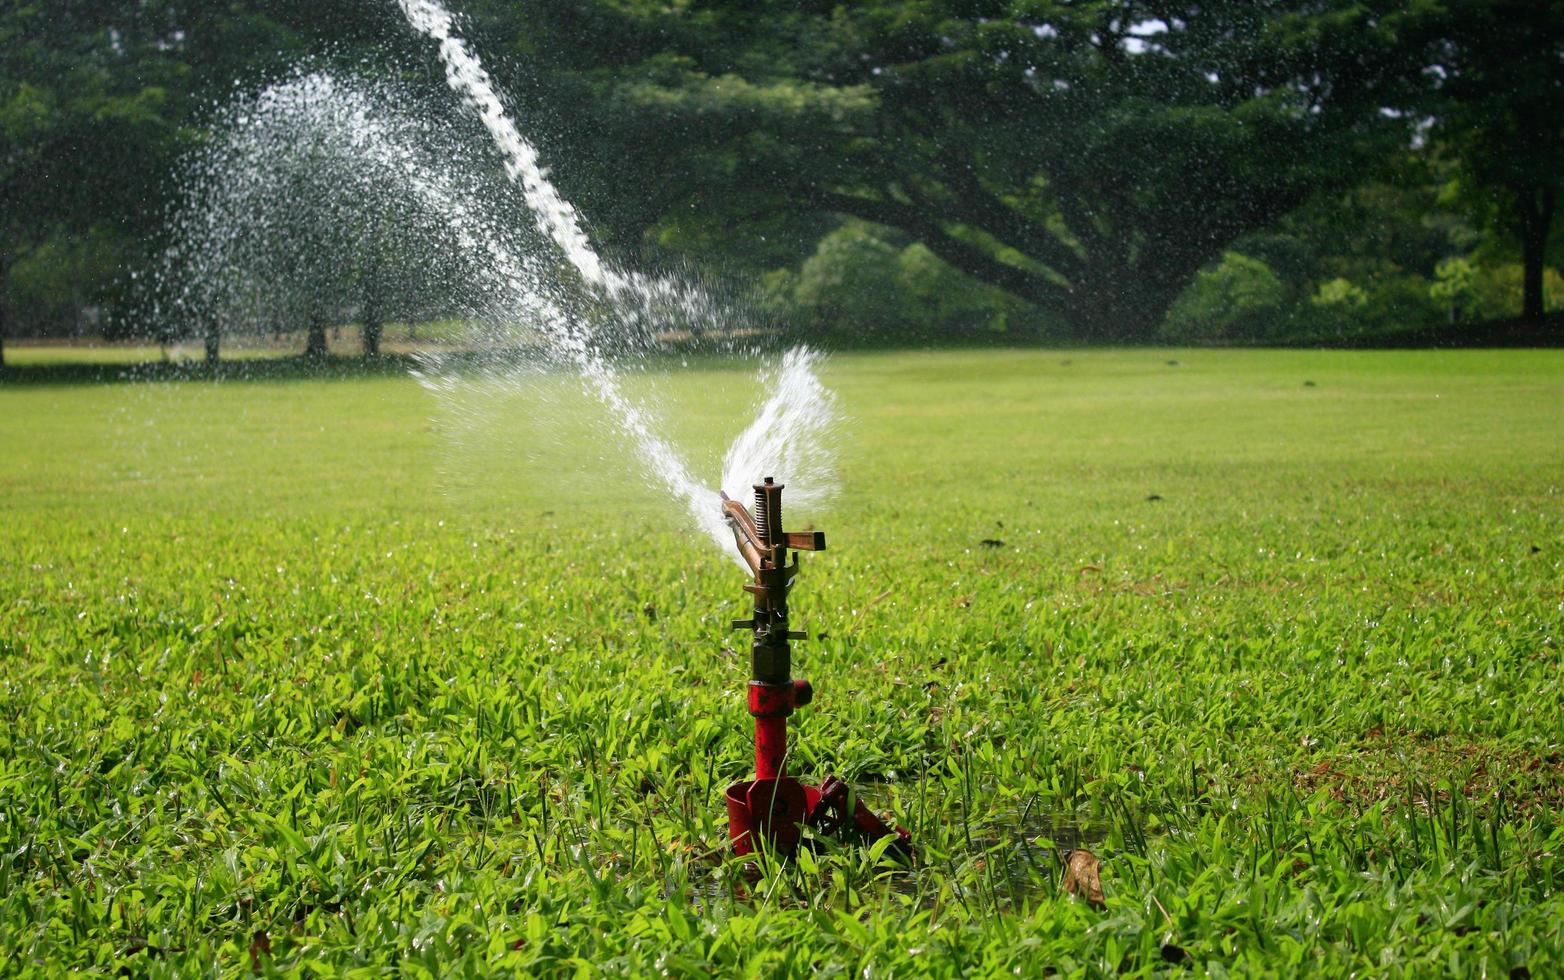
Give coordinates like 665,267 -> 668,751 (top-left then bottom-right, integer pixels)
719,482 -> 911,860
722,479 -> 821,686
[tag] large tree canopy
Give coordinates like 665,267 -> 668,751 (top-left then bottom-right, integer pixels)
1,0 -> 1558,348
506,0 -> 1434,340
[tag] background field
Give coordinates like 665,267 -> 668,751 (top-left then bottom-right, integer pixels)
2,348 -> 1561,975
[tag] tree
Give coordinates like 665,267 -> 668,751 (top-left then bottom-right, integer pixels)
0,2 -> 393,360
1162,251 -> 1286,341
1429,0 -> 1564,324
1,2 -> 187,364
501,0 -> 1430,340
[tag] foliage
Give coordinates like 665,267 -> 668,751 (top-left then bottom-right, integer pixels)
512,0 -> 1432,341
1424,0 -> 1564,322
1,1 -> 1562,349
0,0 -> 398,354
1468,264 -> 1564,321
1430,257 -> 1481,323
1161,252 -> 1287,342
5,228 -> 126,337
775,222 -> 1046,340
1423,258 -> 1564,326
1159,171 -> 1564,343
2,349 -> 1563,973
790,224 -> 917,336
0,2 -> 186,358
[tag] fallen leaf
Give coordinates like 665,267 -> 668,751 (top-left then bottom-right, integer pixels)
1062,849 -> 1104,907
249,929 -> 270,970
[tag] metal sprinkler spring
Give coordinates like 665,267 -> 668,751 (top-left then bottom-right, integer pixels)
720,479 -> 911,859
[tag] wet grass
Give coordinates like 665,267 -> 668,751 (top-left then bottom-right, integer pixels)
1,347 -> 1561,975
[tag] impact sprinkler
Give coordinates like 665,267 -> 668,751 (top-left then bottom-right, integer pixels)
721,478 -> 912,858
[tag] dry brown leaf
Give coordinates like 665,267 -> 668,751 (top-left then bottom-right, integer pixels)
249,929 -> 271,970
1062,849 -> 1105,907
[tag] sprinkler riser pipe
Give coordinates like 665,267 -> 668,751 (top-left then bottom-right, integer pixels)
748,679 -> 811,780
751,642 -> 789,684
754,717 -> 788,781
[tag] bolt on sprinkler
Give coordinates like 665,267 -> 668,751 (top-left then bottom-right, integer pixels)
720,478 -> 912,859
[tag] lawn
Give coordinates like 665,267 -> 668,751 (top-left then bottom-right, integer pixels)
1,347 -> 1561,975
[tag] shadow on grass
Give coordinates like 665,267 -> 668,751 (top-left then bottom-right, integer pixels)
1,313 -> 1559,386
0,353 -> 426,387
1281,312 -> 1564,350
0,334 -> 1053,386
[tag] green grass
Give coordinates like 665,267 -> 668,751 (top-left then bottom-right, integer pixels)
1,347 -> 1561,976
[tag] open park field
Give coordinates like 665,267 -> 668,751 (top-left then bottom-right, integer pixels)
1,347 -> 1561,975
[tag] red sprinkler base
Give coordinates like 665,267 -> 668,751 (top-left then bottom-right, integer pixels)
725,776 -> 912,858
720,480 -> 912,860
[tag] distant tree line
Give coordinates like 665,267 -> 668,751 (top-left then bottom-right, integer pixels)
2,0 -> 1560,366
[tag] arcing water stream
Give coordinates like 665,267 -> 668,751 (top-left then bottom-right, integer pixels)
162,1 -> 838,559
396,0 -> 837,554
400,0 -> 844,553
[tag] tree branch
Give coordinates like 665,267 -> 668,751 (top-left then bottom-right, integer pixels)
814,189 -> 1070,309
926,153 -> 1087,284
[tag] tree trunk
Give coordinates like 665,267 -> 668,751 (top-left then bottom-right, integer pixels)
0,257 -> 9,370
1063,266 -> 1167,343
362,319 -> 382,356
1517,184 -> 1555,323
304,312 -> 328,358
204,319 -> 221,363
362,294 -> 382,356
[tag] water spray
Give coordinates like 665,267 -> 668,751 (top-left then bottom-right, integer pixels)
388,2 -> 885,854
721,479 -> 911,858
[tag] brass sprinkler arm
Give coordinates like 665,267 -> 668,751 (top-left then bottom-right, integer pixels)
721,478 -> 826,685
719,491 -> 768,577
720,481 -> 826,583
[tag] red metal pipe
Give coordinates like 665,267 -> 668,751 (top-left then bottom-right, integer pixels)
755,716 -> 788,780
749,680 -> 801,780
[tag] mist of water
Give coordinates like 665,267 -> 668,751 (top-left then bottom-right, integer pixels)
722,348 -> 838,516
156,3 -> 839,560
395,0 -> 837,551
